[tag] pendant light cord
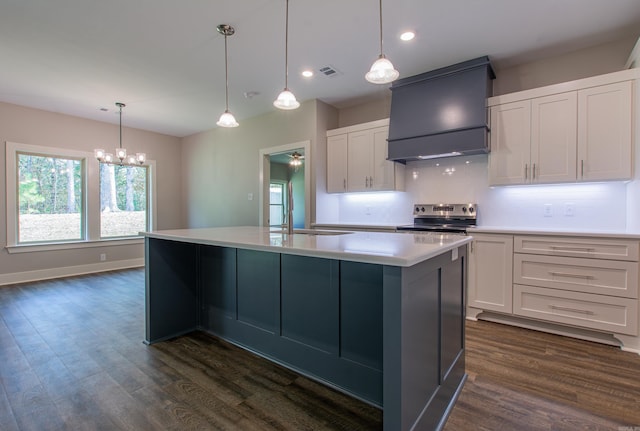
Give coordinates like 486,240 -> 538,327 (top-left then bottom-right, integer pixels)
284,0 -> 289,89
378,0 -> 383,55
224,32 -> 229,111
117,102 -> 124,149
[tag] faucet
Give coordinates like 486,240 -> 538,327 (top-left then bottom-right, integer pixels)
286,180 -> 294,234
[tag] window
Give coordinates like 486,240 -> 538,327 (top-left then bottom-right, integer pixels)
269,182 -> 285,227
5,141 -> 156,252
17,153 -> 84,243
100,163 -> 148,238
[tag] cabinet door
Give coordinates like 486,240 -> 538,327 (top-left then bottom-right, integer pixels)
577,81 -> 633,181
347,129 -> 373,192
488,101 -> 531,185
327,134 -> 348,193
371,126 -> 395,190
531,92 -> 577,183
468,234 -> 514,313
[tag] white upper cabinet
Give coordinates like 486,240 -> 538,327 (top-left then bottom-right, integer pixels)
326,134 -> 348,193
489,101 -> 531,185
326,119 -> 404,193
531,92 -> 578,183
577,81 -> 633,182
347,129 -> 373,192
488,69 -> 636,186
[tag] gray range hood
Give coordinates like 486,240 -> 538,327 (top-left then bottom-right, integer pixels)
387,56 -> 495,163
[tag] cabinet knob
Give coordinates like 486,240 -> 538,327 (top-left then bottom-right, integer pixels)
524,164 -> 528,180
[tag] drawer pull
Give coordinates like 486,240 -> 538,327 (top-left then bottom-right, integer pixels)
549,304 -> 595,315
548,271 -> 595,279
550,246 -> 595,252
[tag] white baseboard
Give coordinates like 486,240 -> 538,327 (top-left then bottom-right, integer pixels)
0,258 -> 144,286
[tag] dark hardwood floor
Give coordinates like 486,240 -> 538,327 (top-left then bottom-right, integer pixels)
0,269 -> 638,430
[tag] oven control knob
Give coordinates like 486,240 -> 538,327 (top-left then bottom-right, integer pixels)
421,206 -> 425,212
462,207 -> 467,213
468,206 -> 475,213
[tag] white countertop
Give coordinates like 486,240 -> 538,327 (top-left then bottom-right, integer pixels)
468,226 -> 640,239
142,226 -> 471,267
311,223 -> 398,231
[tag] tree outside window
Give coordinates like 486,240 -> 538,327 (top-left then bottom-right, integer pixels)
100,163 -> 148,238
17,153 -> 83,243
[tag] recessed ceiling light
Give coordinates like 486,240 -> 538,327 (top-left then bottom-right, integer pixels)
400,31 -> 415,41
302,70 -> 313,78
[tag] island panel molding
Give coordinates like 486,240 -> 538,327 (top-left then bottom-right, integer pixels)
143,227 -> 471,430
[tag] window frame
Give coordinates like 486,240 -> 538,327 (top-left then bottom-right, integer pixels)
5,141 -> 157,253
269,180 -> 287,227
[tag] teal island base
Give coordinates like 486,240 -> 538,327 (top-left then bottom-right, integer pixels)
145,237 -> 467,431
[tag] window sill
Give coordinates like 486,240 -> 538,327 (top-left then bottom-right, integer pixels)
5,237 -> 144,254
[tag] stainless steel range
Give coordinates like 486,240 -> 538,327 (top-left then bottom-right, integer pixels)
396,203 -> 477,234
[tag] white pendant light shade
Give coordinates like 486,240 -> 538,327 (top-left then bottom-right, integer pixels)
365,55 -> 399,84
274,0 -> 299,111
366,0 -> 399,85
273,89 -> 300,110
216,110 -> 239,127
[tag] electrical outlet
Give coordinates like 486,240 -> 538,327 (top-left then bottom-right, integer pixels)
543,204 -> 552,217
100,253 -> 107,261
365,206 -> 372,215
564,203 -> 575,217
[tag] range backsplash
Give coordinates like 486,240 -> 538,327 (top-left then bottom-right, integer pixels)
321,154 -> 631,231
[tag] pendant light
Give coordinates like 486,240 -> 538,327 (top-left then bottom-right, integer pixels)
95,102 -> 145,165
216,24 -> 239,127
365,0 -> 399,84
273,0 -> 300,110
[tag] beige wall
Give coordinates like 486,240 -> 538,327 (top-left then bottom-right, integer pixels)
493,36 -> 638,95
0,101 -> 181,277
180,99 -> 324,228
338,95 -> 391,128
335,37 -> 637,125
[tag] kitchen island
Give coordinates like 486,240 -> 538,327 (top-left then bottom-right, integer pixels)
142,226 -> 471,431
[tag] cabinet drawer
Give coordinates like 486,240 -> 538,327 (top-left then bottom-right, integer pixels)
514,254 -> 638,298
514,236 -> 639,261
514,284 -> 638,335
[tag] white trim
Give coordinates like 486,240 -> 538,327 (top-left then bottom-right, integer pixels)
625,37 -> 640,69
0,258 -> 144,286
6,237 -> 143,254
5,140 -> 157,249
259,140 -> 312,228
488,68 -> 640,106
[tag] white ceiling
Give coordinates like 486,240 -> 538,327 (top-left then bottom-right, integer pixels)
1,0 -> 640,138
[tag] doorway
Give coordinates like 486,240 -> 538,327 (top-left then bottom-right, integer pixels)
259,141 -> 311,228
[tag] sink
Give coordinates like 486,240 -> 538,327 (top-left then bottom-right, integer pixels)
270,229 -> 352,236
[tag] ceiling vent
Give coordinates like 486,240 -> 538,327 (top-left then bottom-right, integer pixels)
318,65 -> 342,78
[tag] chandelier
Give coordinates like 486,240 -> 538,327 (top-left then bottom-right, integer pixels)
94,102 -> 146,165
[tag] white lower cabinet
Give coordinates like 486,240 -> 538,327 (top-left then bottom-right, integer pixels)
514,284 -> 638,336
468,234 -> 513,313
469,232 -> 640,342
